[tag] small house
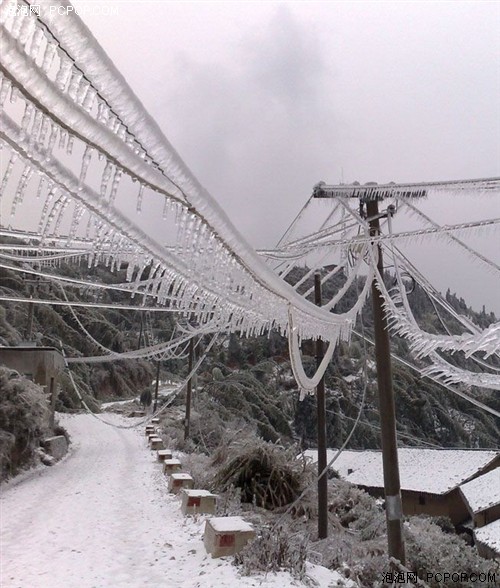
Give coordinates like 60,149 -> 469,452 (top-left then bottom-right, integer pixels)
474,519 -> 500,560
304,448 -> 500,525
459,468 -> 500,528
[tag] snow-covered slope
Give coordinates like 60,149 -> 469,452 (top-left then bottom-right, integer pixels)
0,413 -> 347,587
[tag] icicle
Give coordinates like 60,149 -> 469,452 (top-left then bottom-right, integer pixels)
18,14 -> 36,47
82,87 -> 97,112
55,57 -> 73,91
0,0 -> 16,27
11,164 -> 33,216
109,167 -> 122,204
44,195 -> 67,235
59,128 -> 68,150
38,185 -> 56,233
162,197 -> 170,219
68,203 -> 85,240
19,103 -> 34,140
66,135 -> 74,155
85,212 -> 94,239
97,102 -> 109,125
67,71 -> 83,101
76,79 -> 89,105
117,125 -> 127,141
109,117 -> 120,134
10,9 -> 25,38
0,152 -> 17,196
38,116 -> 50,148
29,27 -> 44,59
78,146 -> 93,188
100,160 -> 113,199
0,76 -> 12,106
136,183 -> 144,212
10,86 -> 19,103
41,42 -> 57,74
28,110 -> 43,154
45,123 -> 59,159
35,176 -> 45,199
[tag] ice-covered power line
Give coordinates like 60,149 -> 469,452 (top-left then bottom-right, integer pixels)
0,0 -> 366,350
1,2 -> 500,391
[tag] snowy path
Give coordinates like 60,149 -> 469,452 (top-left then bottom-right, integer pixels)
1,413 -> 345,588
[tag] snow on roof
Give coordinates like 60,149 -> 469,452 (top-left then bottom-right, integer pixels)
208,516 -> 254,533
474,519 -> 500,554
303,448 -> 499,495
459,468 -> 500,514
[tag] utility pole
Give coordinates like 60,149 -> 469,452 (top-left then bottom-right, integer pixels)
366,198 -> 406,565
153,360 -> 160,413
25,300 -> 34,340
314,272 -> 328,539
184,337 -> 194,440
137,313 -> 144,349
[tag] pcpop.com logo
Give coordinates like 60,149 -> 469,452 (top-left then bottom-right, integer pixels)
6,3 -> 118,17
47,4 -> 118,16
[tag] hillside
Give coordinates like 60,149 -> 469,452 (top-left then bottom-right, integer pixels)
0,255 -> 499,470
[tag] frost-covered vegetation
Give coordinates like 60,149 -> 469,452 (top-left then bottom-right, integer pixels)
0,367 -> 51,479
0,261 -> 158,407
146,407 -> 499,587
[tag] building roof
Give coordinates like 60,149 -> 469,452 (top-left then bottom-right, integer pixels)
459,468 -> 500,514
303,448 -> 499,495
474,519 -> 500,555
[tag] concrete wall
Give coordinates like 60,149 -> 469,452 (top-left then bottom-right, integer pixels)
203,518 -> 255,558
0,347 -> 65,387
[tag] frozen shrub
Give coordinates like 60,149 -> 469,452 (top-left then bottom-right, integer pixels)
0,368 -> 51,479
216,485 -> 243,516
212,437 -> 312,510
180,452 -> 213,489
159,424 -> 184,451
235,524 -> 309,581
405,517 -> 500,587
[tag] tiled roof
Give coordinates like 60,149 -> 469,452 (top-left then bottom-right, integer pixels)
460,468 -> 500,514
303,448 -> 499,495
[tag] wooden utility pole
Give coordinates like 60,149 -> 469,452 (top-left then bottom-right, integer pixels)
25,300 -> 34,340
314,272 -> 328,539
184,337 -> 194,440
366,199 -> 406,564
137,313 -> 144,349
153,360 -> 160,413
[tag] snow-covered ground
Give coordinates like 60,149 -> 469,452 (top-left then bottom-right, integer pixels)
1,413 -> 348,587
100,385 -> 178,409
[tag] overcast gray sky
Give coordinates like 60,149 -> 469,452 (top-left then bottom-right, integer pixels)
73,0 -> 500,313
